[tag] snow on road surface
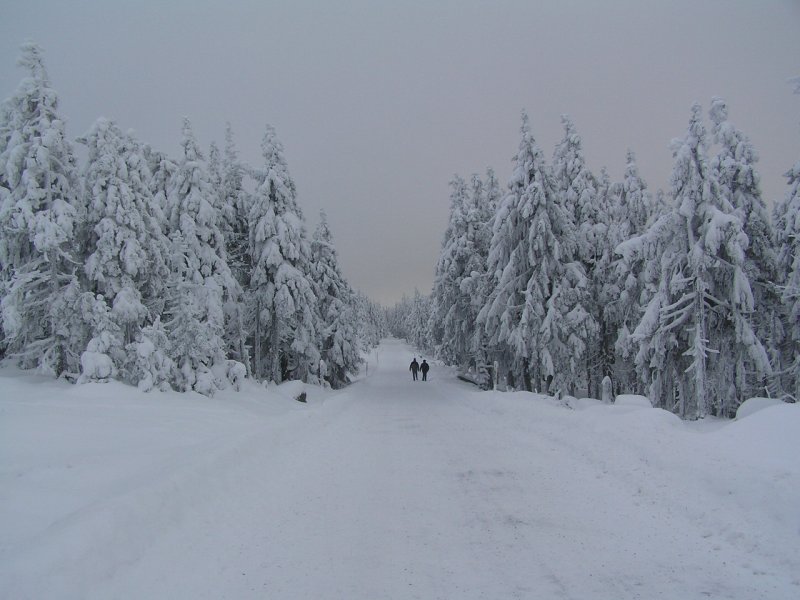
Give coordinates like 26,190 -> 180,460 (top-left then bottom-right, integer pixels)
1,339 -> 799,599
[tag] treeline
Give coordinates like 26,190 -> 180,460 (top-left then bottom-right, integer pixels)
390,102 -> 799,419
0,43 -> 386,395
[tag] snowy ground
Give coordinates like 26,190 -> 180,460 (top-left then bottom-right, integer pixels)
1,339 -> 799,599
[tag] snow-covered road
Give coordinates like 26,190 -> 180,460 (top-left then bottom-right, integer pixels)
2,339 -> 799,599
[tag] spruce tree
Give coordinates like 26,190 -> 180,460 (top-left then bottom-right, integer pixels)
210,128 -> 250,371
774,160 -> 800,401
481,112 -> 578,392
248,125 -> 319,382
405,289 -> 433,354
630,104 -> 768,418
0,42 -> 84,375
431,175 -> 471,366
609,150 -> 654,394
460,171 -> 499,386
481,113 -> 541,389
709,97 -> 781,398
552,117 -> 603,396
79,118 -> 173,382
311,211 -> 362,387
163,118 -> 237,394
221,123 -> 251,289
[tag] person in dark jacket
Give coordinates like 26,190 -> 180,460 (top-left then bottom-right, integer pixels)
409,358 -> 419,381
420,359 -> 430,381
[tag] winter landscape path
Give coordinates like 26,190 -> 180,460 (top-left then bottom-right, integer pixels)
2,339 -> 799,599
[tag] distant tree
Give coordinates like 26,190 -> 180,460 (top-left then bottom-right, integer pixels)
221,123 -> 252,289
354,291 -> 386,350
145,146 -> 177,228
311,211 -> 362,387
405,289 -> 433,354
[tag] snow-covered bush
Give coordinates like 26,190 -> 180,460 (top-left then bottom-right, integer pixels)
126,319 -> 173,392
78,332 -> 118,383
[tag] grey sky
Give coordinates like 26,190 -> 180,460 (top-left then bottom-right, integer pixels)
1,0 -> 798,305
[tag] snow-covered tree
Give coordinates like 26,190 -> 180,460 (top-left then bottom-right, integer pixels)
551,116 -> 603,395
431,175 -> 472,366
354,291 -> 386,350
774,160 -> 800,401
145,146 -> 177,229
481,112 -> 581,393
552,115 -> 586,224
0,42 -> 84,375
481,113 -> 542,389
580,167 -> 619,397
211,126 -> 250,371
248,125 -> 319,383
627,104 -> 769,418
455,170 -> 500,386
163,118 -> 239,394
710,97 -> 781,398
405,289 -> 433,354
616,149 -> 652,236
610,150 -> 654,393
78,118 -> 172,382
126,316 -> 173,392
221,123 -> 251,288
311,211 -> 362,387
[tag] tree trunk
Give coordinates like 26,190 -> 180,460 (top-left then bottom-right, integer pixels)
270,310 -> 281,382
253,299 -> 261,379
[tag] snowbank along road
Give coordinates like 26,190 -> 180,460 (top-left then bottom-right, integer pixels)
1,338 -> 799,599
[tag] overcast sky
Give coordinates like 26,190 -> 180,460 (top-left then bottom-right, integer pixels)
1,0 -> 798,305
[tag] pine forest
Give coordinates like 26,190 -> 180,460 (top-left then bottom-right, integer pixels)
1,43 -> 798,419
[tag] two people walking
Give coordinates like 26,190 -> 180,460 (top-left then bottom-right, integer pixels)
409,358 -> 429,381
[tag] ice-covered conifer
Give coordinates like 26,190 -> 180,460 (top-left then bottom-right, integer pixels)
208,129 -> 250,370
616,150 -> 652,236
580,167 -> 619,397
609,151 -> 654,393
481,112 -> 579,392
0,42 -> 84,375
248,125 -> 319,382
457,171 -> 499,386
552,115 -> 586,223
774,160 -> 800,401
627,104 -> 768,418
405,289 -> 433,354
78,119 -> 172,384
163,119 -> 239,394
548,116 -> 600,394
710,97 -> 781,397
431,175 -> 472,366
145,146 -> 177,226
311,211 -> 362,387
222,123 -> 251,288
354,291 -> 386,350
